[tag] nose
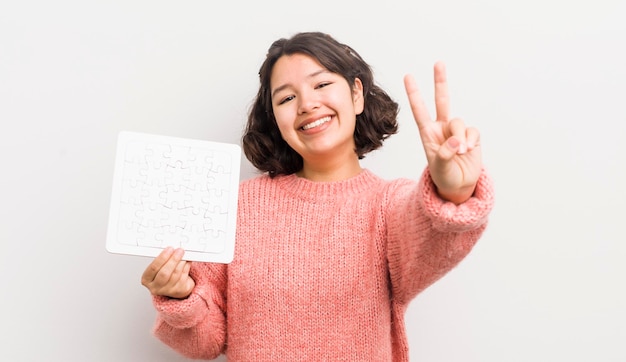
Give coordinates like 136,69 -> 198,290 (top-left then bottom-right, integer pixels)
297,90 -> 319,114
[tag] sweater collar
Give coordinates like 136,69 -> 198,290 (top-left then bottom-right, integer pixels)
273,168 -> 382,202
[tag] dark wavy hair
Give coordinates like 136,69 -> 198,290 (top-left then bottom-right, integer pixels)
242,32 -> 399,177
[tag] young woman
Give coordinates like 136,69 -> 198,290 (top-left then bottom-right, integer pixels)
141,31 -> 494,361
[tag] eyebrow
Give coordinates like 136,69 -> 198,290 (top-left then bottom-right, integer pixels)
271,69 -> 331,99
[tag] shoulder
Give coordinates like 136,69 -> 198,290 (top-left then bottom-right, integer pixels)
239,173 -> 271,188
374,173 -> 419,201
237,173 -> 290,201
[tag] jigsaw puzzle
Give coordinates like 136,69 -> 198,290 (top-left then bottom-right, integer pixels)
106,131 -> 241,263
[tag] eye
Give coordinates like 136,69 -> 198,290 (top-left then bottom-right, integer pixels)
316,82 -> 332,89
278,95 -> 295,105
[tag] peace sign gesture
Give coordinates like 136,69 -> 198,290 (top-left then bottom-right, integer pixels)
404,62 -> 482,204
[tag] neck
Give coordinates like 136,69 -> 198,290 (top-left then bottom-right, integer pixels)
297,155 -> 362,182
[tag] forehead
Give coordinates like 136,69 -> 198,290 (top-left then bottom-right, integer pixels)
270,54 -> 328,88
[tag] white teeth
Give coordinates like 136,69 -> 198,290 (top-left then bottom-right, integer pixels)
302,116 -> 331,130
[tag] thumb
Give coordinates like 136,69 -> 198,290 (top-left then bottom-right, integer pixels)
438,137 -> 466,161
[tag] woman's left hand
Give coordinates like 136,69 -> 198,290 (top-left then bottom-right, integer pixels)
404,61 -> 482,204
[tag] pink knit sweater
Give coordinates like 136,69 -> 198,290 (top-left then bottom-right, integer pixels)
151,168 -> 494,361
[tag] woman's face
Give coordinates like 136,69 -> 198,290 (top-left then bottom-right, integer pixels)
269,53 -> 364,166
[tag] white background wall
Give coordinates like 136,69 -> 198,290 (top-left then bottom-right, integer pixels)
1,1 -> 624,361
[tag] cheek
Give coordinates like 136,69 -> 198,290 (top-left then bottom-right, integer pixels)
273,105 -> 297,130
273,114 -> 293,139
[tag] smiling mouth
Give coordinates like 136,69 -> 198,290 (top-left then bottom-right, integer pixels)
301,116 -> 332,131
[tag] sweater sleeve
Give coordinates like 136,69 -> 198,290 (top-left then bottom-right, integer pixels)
151,261 -> 228,360
385,167 -> 495,305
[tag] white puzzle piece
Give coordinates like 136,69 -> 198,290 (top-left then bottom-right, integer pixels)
106,131 -> 241,263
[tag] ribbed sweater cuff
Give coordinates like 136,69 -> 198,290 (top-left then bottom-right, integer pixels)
152,289 -> 210,329
419,167 -> 495,232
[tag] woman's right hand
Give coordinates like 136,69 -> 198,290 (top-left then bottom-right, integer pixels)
141,247 -> 195,299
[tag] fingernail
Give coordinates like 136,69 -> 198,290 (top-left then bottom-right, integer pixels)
448,138 -> 466,154
457,142 -> 467,155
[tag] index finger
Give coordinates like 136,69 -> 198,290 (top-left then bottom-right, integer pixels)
403,74 -> 432,131
434,61 -> 450,121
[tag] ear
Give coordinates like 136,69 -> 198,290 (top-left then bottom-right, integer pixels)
352,78 -> 365,115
